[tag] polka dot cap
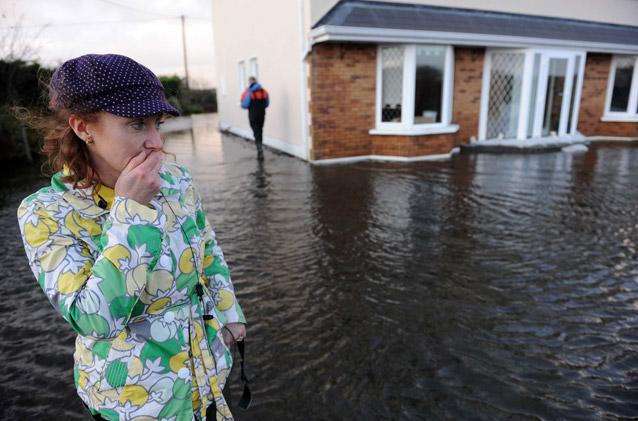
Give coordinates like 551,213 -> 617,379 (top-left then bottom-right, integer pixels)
49,53 -> 179,118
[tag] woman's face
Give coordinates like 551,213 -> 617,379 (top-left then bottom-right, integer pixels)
85,111 -> 166,175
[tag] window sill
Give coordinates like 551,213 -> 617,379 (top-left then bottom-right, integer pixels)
601,114 -> 638,122
369,124 -> 459,136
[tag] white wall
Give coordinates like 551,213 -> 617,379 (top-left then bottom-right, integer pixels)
310,0 -> 638,27
211,0 -> 307,159
309,0 -> 339,26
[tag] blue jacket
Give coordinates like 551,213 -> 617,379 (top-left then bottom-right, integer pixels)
241,83 -> 270,110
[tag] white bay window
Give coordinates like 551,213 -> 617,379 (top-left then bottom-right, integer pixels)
372,44 -> 458,135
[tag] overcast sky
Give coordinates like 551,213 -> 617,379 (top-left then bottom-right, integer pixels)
1,0 -> 217,88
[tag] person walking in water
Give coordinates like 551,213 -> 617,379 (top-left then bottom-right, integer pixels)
241,77 -> 269,161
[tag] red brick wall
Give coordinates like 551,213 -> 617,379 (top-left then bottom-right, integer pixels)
308,43 -> 485,160
578,53 -> 638,137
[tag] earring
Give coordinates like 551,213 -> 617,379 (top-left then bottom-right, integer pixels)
86,135 -> 94,144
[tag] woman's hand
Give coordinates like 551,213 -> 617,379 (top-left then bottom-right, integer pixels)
114,150 -> 163,204
222,322 -> 247,347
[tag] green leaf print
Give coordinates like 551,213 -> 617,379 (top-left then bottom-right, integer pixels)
37,271 -> 46,290
172,378 -> 190,399
75,313 -> 110,337
158,397 -> 185,419
93,259 -> 126,301
109,296 -> 137,319
97,408 -> 119,421
129,298 -> 145,319
204,256 -> 229,278
141,338 -> 181,371
160,171 -> 175,184
180,217 -> 198,244
196,209 -> 206,230
105,359 -> 128,388
176,272 -> 197,293
93,341 -> 112,359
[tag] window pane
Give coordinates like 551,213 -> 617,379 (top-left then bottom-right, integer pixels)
381,46 -> 404,123
249,58 -> 258,79
610,57 -> 635,112
542,58 -> 567,137
238,61 -> 246,91
414,46 -> 446,124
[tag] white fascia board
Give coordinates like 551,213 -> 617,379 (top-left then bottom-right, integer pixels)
310,25 -> 638,55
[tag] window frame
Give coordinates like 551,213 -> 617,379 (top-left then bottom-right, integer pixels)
372,44 -> 458,136
603,55 -> 638,122
249,57 -> 259,80
238,60 -> 246,92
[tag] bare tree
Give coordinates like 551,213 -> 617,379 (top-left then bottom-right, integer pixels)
0,13 -> 47,62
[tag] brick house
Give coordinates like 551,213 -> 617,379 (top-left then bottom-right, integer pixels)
212,0 -> 638,163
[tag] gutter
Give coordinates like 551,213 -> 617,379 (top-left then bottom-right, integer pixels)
310,25 -> 638,55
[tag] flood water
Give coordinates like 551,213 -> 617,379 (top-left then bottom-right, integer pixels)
1,113 -> 637,420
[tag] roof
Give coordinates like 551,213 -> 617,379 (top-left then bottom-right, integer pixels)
311,0 -> 638,53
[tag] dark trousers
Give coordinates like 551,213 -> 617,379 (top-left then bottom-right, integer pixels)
249,114 -> 265,153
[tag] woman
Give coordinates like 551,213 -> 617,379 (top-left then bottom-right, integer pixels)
17,54 -> 247,421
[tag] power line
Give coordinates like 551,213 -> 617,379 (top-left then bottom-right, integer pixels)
91,0 -> 211,21
92,0 -> 177,19
0,17 -> 175,30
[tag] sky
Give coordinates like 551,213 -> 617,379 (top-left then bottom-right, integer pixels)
0,0 -> 218,88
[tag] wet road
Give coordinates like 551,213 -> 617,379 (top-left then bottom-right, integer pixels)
1,114 -> 637,420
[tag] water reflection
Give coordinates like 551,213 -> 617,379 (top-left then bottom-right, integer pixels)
1,114 -> 637,420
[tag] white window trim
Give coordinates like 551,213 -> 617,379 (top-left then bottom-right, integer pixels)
249,57 -> 259,80
603,55 -> 638,122
372,44 -> 457,136
238,60 -> 246,92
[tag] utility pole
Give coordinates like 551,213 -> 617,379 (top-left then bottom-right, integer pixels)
181,14 -> 190,89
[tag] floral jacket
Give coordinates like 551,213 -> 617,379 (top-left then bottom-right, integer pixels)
17,162 -> 246,421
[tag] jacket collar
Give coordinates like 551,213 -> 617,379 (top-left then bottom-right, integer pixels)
52,164 -> 180,219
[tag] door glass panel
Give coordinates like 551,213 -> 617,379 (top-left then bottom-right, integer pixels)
486,51 -> 525,139
542,58 -> 567,136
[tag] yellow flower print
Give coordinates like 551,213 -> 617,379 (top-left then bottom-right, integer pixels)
119,385 -> 148,406
58,270 -> 87,294
112,330 -> 135,352
103,244 -> 131,269
179,248 -> 195,274
147,297 -> 171,315
128,356 -> 144,379
216,290 -> 235,311
65,211 -> 101,237
40,247 -> 67,272
125,264 -> 148,295
144,270 -> 173,297
24,216 -> 58,247
169,351 -> 188,373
